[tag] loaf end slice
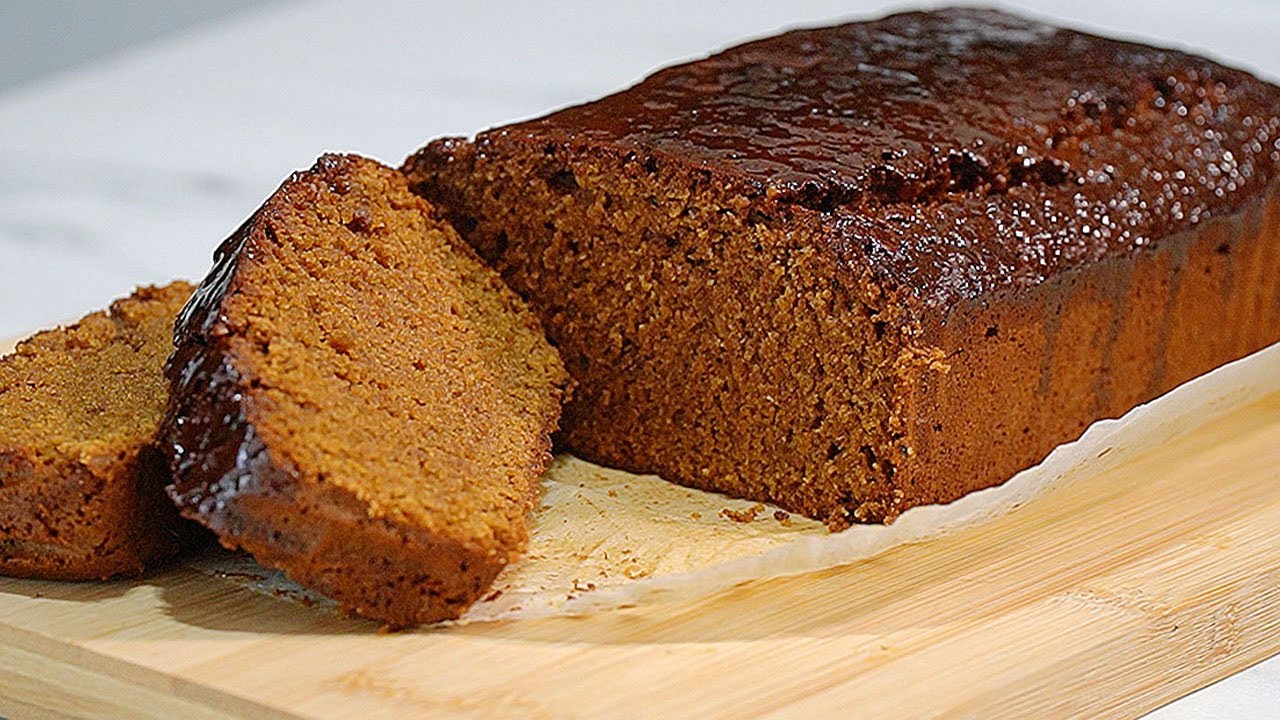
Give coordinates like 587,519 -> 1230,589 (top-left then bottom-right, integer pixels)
0,282 -> 198,580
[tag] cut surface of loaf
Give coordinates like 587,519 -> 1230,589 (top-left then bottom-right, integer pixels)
163,154 -> 569,626
0,282 -> 196,579
406,7 -> 1280,528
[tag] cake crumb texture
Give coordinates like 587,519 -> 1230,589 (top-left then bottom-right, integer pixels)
163,154 -> 569,626
0,282 -> 197,580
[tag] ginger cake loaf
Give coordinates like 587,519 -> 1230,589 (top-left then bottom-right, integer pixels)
163,154 -> 569,626
405,8 -> 1280,528
0,282 -> 197,579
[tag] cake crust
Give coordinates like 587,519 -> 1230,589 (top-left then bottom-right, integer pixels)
407,8 -> 1280,526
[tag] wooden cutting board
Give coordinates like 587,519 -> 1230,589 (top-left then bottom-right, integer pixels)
1,332 -> 1278,720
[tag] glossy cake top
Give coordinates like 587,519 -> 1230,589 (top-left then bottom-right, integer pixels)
495,8 -> 1280,306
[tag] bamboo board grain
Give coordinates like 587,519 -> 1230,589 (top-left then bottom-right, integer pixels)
0,332 -> 1278,719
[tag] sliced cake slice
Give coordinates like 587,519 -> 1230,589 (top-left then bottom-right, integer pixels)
0,282 -> 197,580
163,154 -> 569,626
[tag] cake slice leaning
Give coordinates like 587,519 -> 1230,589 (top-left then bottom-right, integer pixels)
0,282 -> 198,579
162,154 -> 570,626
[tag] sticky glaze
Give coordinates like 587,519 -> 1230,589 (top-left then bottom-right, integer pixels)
163,216 -> 274,522
489,8 -> 1280,308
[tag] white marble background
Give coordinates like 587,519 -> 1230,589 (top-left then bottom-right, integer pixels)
0,0 -> 1277,716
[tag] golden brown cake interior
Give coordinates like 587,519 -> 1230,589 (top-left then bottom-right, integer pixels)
0,282 -> 196,579
165,154 -> 569,625
413,146 -> 908,527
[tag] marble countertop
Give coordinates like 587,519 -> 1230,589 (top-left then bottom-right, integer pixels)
1,0 -> 1276,715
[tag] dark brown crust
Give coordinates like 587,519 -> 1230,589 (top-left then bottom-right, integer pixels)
900,180 -> 1280,510
162,155 -> 565,626
496,7 -> 1280,310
